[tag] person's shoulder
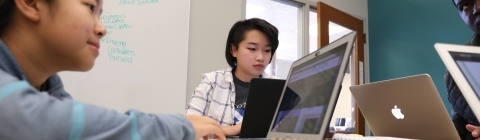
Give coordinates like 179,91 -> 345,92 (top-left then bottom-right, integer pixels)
45,74 -> 72,99
200,68 -> 233,81
444,70 -> 455,84
0,69 -> 22,86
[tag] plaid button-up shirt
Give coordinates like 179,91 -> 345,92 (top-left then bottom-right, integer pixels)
185,68 -> 277,126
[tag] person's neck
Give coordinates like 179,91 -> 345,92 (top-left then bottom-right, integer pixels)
234,67 -> 259,83
1,26 -> 55,90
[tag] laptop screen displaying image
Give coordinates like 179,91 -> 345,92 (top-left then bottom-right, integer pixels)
271,42 -> 348,134
449,51 -> 480,99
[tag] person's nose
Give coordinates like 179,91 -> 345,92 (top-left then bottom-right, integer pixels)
256,51 -> 264,62
95,19 -> 107,38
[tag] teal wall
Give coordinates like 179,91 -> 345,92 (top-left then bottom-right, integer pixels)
368,0 -> 473,112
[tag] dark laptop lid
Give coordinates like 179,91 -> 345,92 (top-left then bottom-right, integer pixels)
239,78 -> 286,138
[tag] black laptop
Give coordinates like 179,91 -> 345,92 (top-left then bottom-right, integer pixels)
235,78 -> 286,138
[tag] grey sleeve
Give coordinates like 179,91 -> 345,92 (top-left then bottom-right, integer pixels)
0,71 -> 195,140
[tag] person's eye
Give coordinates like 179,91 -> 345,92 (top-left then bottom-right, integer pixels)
460,3 -> 471,11
248,48 -> 256,51
86,4 -> 96,12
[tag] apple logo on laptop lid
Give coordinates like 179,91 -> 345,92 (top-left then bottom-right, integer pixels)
391,105 -> 404,119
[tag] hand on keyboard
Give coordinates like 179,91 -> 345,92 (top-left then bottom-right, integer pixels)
186,115 -> 226,140
222,122 -> 242,136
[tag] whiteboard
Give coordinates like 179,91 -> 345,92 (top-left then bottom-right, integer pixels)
58,0 -> 190,114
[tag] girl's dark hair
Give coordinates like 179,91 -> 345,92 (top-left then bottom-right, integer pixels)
0,0 -> 55,35
0,0 -> 15,35
225,18 -> 279,68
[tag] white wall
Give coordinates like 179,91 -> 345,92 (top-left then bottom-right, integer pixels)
60,0 -> 190,114
186,0 -> 245,104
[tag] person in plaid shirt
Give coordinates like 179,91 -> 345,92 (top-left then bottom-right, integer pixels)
185,18 -> 280,136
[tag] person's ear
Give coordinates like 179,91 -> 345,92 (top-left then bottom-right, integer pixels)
14,0 -> 46,22
231,44 -> 238,57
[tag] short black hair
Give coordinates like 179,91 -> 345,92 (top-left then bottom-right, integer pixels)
225,18 -> 279,68
0,0 -> 15,35
0,0 -> 56,36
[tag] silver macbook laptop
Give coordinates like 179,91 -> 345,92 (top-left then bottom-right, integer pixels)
435,43 -> 480,122
349,74 -> 460,140
264,31 -> 356,139
225,31 -> 356,140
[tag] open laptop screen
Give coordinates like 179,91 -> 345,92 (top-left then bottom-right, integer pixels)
449,51 -> 480,99
271,42 -> 348,134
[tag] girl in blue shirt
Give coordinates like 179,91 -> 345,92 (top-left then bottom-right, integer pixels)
0,0 -> 224,139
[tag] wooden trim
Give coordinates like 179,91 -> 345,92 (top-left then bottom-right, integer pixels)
316,1 -> 366,137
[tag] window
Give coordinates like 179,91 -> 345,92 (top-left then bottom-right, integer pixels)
308,11 -> 353,53
309,9 -> 318,53
308,8 -> 355,132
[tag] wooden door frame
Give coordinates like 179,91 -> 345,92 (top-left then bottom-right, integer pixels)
316,1 -> 366,137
